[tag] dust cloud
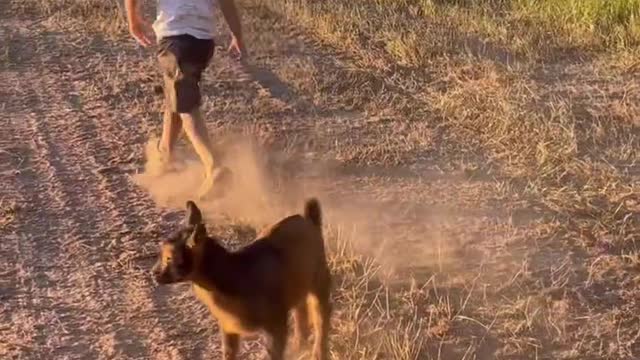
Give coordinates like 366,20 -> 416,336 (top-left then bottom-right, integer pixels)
133,132 -> 465,276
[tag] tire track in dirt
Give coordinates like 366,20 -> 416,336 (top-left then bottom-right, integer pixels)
31,79 -> 151,359
0,18 -> 166,358
0,73 -> 32,359
64,51 -> 218,358
15,27 -> 199,358
3,12 -> 270,359
0,69 -> 103,358
56,26 -> 245,357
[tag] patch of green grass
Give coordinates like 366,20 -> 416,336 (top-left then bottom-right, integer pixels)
513,0 -> 640,48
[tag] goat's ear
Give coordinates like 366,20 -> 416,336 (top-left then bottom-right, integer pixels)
185,200 -> 203,226
186,223 -> 206,248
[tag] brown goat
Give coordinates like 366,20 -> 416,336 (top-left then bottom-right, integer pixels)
152,199 -> 332,360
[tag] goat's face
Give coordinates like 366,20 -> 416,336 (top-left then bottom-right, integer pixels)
152,201 -> 206,284
152,227 -> 196,284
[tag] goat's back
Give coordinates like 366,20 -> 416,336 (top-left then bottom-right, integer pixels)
256,214 -> 326,303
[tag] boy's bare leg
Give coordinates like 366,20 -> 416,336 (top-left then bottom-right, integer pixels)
159,108 -> 182,161
179,108 -> 214,172
179,109 -> 230,198
145,108 -> 183,176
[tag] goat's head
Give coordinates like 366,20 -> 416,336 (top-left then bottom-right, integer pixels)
152,201 -> 207,284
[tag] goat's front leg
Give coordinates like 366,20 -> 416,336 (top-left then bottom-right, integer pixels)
221,330 -> 239,360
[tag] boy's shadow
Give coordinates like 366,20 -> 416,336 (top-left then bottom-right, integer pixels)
236,60 -> 297,103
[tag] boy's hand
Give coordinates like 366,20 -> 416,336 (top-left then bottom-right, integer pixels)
219,0 -> 246,60
228,35 -> 247,60
129,17 -> 155,47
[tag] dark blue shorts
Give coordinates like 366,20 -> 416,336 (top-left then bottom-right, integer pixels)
156,34 -> 215,114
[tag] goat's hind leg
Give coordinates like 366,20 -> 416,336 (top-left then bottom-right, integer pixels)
292,301 -> 311,351
309,269 -> 332,360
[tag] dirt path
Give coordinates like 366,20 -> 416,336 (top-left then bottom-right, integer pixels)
1,2 -> 637,360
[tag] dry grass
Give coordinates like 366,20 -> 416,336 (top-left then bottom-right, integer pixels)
14,0 -> 126,35
3,0 -> 640,359
255,0 -> 640,242
221,0 -> 640,357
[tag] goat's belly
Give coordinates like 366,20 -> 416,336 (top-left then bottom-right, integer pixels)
192,285 -> 256,335
211,306 -> 255,334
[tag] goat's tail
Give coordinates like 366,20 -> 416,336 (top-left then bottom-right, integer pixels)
304,198 -> 322,228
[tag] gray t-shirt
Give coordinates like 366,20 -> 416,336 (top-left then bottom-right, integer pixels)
152,0 -> 216,40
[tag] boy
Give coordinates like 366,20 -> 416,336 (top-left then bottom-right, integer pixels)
125,0 -> 245,198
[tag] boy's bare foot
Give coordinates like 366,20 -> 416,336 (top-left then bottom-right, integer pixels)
197,166 -> 233,200
144,139 -> 180,177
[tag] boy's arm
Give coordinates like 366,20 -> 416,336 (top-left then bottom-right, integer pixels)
218,0 -> 246,58
125,0 -> 154,47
